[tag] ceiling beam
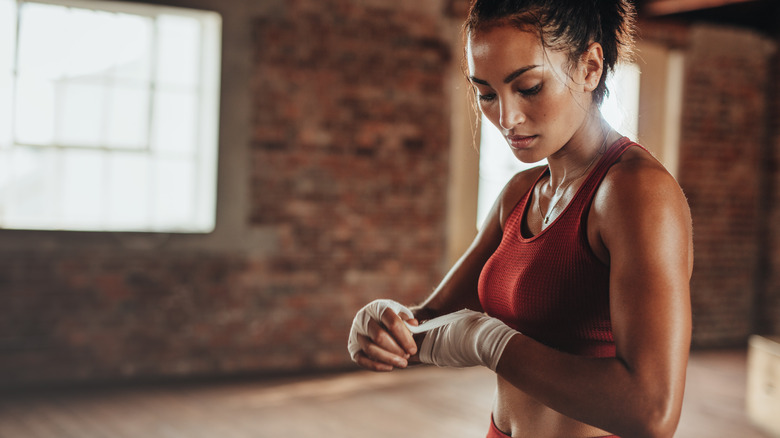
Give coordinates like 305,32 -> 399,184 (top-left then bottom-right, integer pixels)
643,0 -> 760,16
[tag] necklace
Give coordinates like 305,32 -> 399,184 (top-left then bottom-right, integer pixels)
537,134 -> 608,226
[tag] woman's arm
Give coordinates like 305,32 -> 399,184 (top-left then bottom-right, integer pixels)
495,157 -> 693,438
353,167 -> 544,372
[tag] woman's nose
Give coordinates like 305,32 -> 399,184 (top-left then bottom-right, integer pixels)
499,100 -> 526,131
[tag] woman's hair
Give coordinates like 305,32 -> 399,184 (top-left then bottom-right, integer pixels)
464,0 -> 636,106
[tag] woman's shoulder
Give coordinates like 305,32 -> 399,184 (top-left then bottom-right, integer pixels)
592,141 -> 694,277
605,144 -> 681,195
505,164 -> 548,195
596,143 -> 690,223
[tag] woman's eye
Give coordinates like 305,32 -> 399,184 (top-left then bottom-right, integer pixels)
519,84 -> 542,96
478,93 -> 497,102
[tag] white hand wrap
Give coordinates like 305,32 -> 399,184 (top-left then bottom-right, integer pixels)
417,309 -> 518,371
347,299 -> 414,362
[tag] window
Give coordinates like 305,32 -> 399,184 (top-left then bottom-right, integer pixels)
476,63 -> 641,226
0,0 -> 221,232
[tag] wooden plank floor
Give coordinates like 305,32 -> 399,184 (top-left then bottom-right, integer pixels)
0,350 -> 773,438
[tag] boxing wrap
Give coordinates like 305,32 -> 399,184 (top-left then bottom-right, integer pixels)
418,309 -> 518,371
347,299 -> 414,362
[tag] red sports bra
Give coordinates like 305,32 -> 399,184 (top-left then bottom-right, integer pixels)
478,137 -> 636,357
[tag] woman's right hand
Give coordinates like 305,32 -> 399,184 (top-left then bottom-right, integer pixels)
347,299 -> 419,371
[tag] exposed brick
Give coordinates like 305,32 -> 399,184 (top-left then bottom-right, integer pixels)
673,24 -> 776,347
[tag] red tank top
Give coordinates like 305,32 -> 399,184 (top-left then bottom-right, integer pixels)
478,137 -> 636,357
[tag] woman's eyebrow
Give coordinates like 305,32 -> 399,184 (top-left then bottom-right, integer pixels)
503,65 -> 540,83
470,65 -> 541,86
470,76 -> 490,86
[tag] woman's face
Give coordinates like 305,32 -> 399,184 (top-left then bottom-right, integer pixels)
467,25 -> 593,163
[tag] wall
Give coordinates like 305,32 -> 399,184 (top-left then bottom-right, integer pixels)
641,20 -> 779,347
0,0 -> 456,388
681,25 -> 774,346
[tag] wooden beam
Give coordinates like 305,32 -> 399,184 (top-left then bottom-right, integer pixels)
643,0 -> 759,16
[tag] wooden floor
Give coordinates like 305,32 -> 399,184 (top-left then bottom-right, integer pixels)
0,350 -> 773,438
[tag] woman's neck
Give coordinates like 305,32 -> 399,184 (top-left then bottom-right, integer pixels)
545,113 -> 617,188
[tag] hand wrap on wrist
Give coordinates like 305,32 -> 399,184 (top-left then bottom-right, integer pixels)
417,309 -> 518,371
347,299 -> 414,362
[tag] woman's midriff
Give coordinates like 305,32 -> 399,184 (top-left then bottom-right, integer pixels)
493,376 -> 614,438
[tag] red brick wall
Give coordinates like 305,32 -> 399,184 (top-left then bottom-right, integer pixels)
639,21 -> 779,347
0,253 -> 249,383
248,0 -> 452,367
673,25 -> 775,346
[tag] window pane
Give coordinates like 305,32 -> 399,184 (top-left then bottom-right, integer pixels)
0,149 -> 9,221
0,72 -> 11,148
15,76 -> 55,144
110,14 -> 153,83
107,85 -> 150,149
16,3 -> 70,78
152,158 -> 194,230
156,15 -> 200,87
61,149 -> 104,229
106,152 -> 150,229
152,90 -> 197,156
59,80 -> 105,147
18,4 -> 152,80
0,0 -> 13,148
5,147 -> 59,228
0,0 -> 15,75
62,8 -> 119,78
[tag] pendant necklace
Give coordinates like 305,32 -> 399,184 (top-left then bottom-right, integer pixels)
537,135 -> 608,226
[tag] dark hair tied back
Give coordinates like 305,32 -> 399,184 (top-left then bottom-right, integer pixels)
464,0 -> 636,106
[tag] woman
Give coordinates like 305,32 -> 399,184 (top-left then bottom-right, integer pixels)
348,1 -> 693,437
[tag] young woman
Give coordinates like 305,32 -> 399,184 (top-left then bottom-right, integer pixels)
348,1 -> 693,437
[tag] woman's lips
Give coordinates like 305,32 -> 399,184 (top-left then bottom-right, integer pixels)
507,135 -> 537,150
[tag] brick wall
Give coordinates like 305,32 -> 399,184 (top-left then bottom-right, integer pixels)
659,24 -> 776,347
0,0 -> 453,389
248,0 -> 452,368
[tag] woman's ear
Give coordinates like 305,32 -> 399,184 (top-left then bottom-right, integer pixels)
580,42 -> 604,92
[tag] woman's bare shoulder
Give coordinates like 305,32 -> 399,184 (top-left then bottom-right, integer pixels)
594,144 -> 692,260
601,145 -> 685,203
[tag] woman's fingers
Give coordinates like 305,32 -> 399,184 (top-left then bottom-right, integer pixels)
358,320 -> 409,367
358,335 -> 409,368
380,308 -> 418,356
354,351 -> 394,372
366,317 -> 408,357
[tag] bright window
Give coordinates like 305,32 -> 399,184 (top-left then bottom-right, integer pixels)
476,63 -> 641,227
0,0 -> 221,232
